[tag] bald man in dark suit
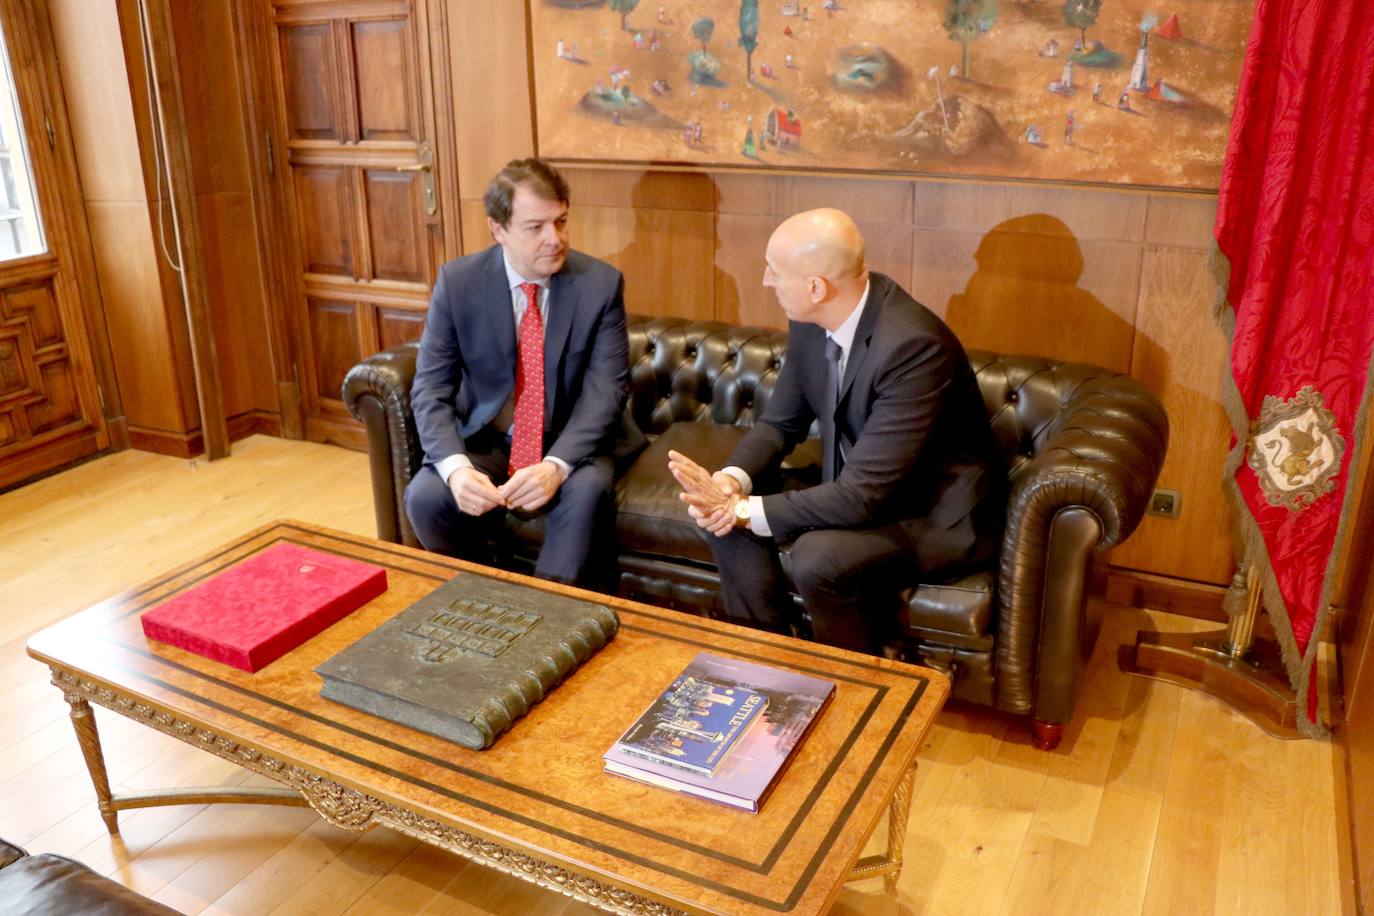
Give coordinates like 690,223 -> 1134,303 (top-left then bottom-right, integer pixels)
670,209 -> 1003,652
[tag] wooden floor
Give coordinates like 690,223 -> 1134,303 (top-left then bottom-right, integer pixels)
0,436 -> 1343,915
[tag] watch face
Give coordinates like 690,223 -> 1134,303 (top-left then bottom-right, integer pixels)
733,498 -> 750,521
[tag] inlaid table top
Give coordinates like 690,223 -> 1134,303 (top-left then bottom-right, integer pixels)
28,521 -> 948,915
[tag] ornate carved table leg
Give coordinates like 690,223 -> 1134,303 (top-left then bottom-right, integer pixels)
65,694 -> 120,834
848,763 -> 917,892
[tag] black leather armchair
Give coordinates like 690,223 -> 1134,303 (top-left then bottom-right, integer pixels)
344,315 -> 1168,748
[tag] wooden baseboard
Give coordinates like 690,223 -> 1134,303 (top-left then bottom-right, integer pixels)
305,414 -> 367,451
128,426 -> 201,458
1104,568 -> 1228,622
228,410 -> 282,441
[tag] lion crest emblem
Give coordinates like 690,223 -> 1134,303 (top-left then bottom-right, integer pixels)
1247,386 -> 1344,510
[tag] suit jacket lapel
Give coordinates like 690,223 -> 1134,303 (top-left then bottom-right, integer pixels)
837,274 -> 885,406
484,248 -> 517,375
544,266 -> 577,415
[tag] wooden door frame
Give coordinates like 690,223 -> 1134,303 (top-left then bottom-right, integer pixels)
234,0 -> 462,447
0,0 -> 112,482
21,0 -> 128,449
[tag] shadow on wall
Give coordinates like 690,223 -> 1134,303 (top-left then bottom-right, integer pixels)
945,213 -> 1143,374
602,171 -> 740,324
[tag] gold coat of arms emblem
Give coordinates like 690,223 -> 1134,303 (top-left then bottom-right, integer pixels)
1246,385 -> 1345,510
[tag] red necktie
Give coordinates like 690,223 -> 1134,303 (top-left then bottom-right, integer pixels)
508,282 -> 545,475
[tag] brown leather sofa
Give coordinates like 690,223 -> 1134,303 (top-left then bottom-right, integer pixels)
0,837 -> 180,914
344,315 -> 1168,748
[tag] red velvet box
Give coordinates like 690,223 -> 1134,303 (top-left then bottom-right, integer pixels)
141,542 -> 388,672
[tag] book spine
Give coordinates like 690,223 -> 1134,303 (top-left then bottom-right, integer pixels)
468,605 -> 619,748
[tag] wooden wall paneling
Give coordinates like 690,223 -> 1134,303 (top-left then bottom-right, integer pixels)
82,202 -> 187,432
140,0 -> 228,458
170,0 -> 280,430
912,180 -> 1150,243
1109,244 -> 1233,585
232,0 -> 306,439
569,205 -> 715,322
166,0 -> 252,197
563,168 -> 720,212
1339,434 -> 1374,911
936,227 -> 1142,372
445,0 -> 532,201
714,213 -> 779,328
47,0 -> 150,203
458,199 -> 489,256
196,193 -> 277,418
32,0 -> 125,445
714,173 -> 915,226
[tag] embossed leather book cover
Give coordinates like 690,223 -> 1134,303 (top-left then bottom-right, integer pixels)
603,653 -> 834,812
141,542 -> 388,672
315,573 -> 618,750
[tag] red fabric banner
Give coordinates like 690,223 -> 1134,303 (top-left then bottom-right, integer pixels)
1214,0 -> 1374,730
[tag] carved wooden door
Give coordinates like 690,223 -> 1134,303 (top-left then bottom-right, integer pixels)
0,1 -> 106,489
267,0 -> 450,445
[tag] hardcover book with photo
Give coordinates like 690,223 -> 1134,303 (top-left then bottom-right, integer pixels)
604,652 -> 835,812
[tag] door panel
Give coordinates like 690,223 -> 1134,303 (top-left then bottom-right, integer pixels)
377,306 -> 424,351
294,166 -> 354,276
364,169 -> 425,282
279,23 -> 341,140
307,296 -> 360,404
352,18 -> 415,141
268,0 -> 443,446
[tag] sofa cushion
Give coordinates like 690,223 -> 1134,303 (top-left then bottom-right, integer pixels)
899,570 -> 996,651
0,851 -> 181,915
615,422 -> 749,564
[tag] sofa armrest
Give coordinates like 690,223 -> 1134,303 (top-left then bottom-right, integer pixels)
343,343 -> 422,546
994,376 -> 1169,719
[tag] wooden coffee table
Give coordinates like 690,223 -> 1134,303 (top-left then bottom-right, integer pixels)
27,521 -> 948,915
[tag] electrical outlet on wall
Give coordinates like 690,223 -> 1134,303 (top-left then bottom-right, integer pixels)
1148,488 -> 1182,518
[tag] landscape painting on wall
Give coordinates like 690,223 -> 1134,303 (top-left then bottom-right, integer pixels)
531,0 -> 1254,190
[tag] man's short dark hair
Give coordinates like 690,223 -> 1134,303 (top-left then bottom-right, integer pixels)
483,158 -> 570,228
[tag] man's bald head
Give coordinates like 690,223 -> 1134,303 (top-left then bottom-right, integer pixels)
763,209 -> 869,330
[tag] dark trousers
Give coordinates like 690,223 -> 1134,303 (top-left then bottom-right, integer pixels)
709,523 -> 915,654
404,433 -> 616,588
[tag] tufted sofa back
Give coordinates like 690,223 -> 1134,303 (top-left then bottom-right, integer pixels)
626,315 -> 1160,488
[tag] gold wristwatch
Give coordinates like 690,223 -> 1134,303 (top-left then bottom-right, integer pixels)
732,496 -> 751,528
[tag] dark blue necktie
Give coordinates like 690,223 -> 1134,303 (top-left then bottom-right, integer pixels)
822,337 -> 843,483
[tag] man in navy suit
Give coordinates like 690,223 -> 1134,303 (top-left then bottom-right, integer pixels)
406,159 -> 638,587
670,209 -> 1003,653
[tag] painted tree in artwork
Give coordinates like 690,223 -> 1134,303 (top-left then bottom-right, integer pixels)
1063,0 -> 1102,49
610,0 -> 639,31
943,0 -> 998,80
692,17 -> 716,53
739,0 -> 760,82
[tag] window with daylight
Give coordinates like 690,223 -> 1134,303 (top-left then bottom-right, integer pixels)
0,23 -> 44,262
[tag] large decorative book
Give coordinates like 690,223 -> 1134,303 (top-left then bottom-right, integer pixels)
140,542 -> 388,673
315,573 -> 618,750
604,653 -> 835,812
